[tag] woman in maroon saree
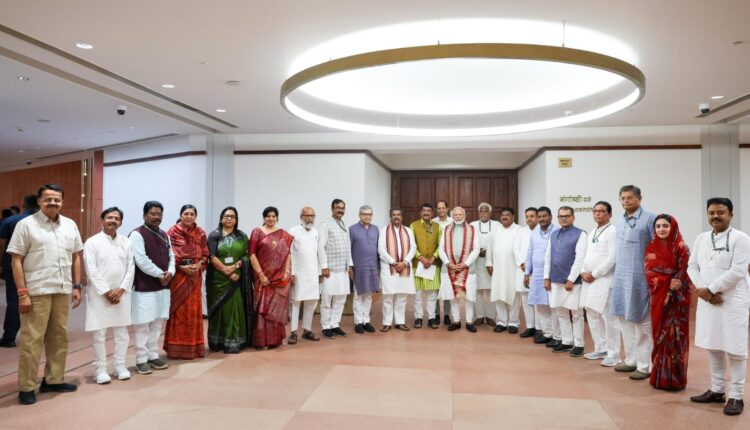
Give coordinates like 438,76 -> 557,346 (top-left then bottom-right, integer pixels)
644,214 -> 691,390
249,206 -> 293,349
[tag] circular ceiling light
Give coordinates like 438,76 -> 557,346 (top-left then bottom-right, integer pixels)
281,19 -> 645,136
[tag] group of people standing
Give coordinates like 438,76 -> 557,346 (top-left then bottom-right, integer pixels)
1,183 -> 748,417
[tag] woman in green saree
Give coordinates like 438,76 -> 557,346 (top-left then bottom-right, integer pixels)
206,207 -> 252,353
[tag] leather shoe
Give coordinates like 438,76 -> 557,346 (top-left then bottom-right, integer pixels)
614,363 -> 637,373
552,343 -> 573,353
39,379 -> 77,393
414,318 -> 423,329
302,330 -> 320,341
443,315 -> 451,325
493,324 -> 507,333
287,333 -> 298,345
380,325 -> 392,332
520,328 -> 536,338
485,318 -> 496,326
546,339 -> 562,348
363,323 -> 376,333
629,370 -> 650,380
355,323 -> 364,334
447,323 -> 461,331
474,318 -> 484,326
395,324 -> 410,331
724,399 -> 744,416
534,336 -> 552,344
690,390 -> 726,404
428,318 -> 439,329
466,324 -> 477,333
18,391 -> 36,405
0,338 -> 16,348
322,329 -> 335,339
332,327 -> 347,337
508,326 -> 519,334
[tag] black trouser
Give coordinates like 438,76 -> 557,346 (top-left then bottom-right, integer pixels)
434,298 -> 451,317
2,262 -> 20,341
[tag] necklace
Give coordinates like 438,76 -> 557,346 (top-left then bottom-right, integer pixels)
592,223 -> 611,243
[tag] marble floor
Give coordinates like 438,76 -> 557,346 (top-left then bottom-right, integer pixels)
0,284 -> 748,429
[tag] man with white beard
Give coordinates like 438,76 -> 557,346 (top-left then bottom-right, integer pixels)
471,203 -> 499,327
486,208 -> 521,333
287,207 -> 322,344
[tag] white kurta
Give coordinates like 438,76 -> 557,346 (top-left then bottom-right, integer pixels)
437,223 -> 481,301
84,231 -> 135,331
486,223 -> 521,304
289,224 -> 323,301
471,220 -> 501,290
545,230 -> 588,310
513,226 -> 532,292
579,223 -> 617,314
688,228 -> 750,356
129,229 -> 174,325
378,225 -> 417,294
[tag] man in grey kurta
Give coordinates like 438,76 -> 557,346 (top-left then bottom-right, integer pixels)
610,185 -> 655,380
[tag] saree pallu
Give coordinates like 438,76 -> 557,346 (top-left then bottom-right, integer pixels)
165,224 -> 209,359
250,228 -> 293,348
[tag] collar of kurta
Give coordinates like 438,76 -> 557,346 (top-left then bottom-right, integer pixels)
623,207 -> 643,221
35,210 -> 60,224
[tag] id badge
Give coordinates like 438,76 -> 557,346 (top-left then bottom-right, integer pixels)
224,256 -> 235,264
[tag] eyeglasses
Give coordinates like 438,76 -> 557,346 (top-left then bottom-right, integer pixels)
557,215 -> 572,219
222,215 -> 236,219
360,213 -> 373,216
301,214 -> 316,218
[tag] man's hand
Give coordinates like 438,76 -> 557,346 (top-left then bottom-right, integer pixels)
709,293 -> 724,305
564,280 -> 574,292
479,249 -> 486,258
19,295 -> 32,314
348,267 -> 355,281
322,268 -> 331,278
487,267 -> 494,276
524,275 -> 530,288
291,275 -> 297,285
160,272 -> 173,286
697,288 -> 715,302
544,279 -> 551,291
72,289 -> 82,309
581,272 -> 595,283
520,263 -> 526,272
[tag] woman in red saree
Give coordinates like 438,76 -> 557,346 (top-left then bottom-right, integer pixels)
644,214 -> 691,390
165,204 -> 209,359
249,206 -> 293,349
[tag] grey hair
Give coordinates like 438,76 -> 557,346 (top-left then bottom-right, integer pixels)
359,205 -> 373,214
477,202 -> 492,212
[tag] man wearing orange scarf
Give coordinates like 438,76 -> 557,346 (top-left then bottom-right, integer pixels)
377,208 -> 416,331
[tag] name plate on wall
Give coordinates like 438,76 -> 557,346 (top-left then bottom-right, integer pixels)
558,157 -> 573,168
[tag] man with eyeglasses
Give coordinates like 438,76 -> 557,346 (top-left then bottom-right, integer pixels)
472,202 -> 499,328
611,185 -> 655,380
349,205 -> 380,334
544,206 -> 588,357
318,199 -> 353,339
688,197 -> 750,416
288,207 -> 322,344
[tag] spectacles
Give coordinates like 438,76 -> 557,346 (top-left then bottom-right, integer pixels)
360,213 -> 373,216
222,215 -> 236,219
301,214 -> 316,218
558,215 -> 572,219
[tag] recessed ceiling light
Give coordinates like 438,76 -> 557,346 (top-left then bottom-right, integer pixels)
161,83 -> 175,89
711,95 -> 724,100
17,76 -> 30,81
225,80 -> 242,86
76,42 -> 93,50
215,109 -> 227,113
37,119 -> 52,123
732,40 -> 745,46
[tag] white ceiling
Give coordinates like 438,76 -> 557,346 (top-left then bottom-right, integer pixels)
1,0 -> 749,168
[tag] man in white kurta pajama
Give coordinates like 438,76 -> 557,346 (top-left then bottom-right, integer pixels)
84,207 -> 135,384
288,207 -> 322,344
486,208 -> 521,333
514,208 -> 538,338
318,199 -> 353,339
580,201 -> 621,366
378,209 -> 416,331
471,203 -> 499,326
688,198 -> 750,416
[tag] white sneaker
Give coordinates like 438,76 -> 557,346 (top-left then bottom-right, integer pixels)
601,357 -> 622,367
584,351 -> 607,360
95,368 -> 112,384
113,365 -> 131,380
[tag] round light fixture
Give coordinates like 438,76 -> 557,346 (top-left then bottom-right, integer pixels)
281,19 -> 645,136
75,42 -> 93,50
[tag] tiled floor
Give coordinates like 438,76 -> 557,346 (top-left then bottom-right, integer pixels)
0,282 -> 748,429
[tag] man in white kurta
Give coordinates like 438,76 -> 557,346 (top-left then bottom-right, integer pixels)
580,201 -> 620,366
318,199 -> 353,339
438,207 -> 480,332
471,203 -> 499,326
84,207 -> 135,384
544,207 -> 587,357
288,207 -> 323,344
486,208 -> 521,333
378,209 -> 416,331
688,198 -> 750,416
432,200 -> 452,324
514,208 -> 538,338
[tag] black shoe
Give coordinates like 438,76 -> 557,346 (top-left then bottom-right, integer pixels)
485,318 -> 496,326
322,329 -> 335,339
414,318 -> 423,329
332,327 -> 347,337
224,346 -> 241,354
493,325 -> 507,333
447,323 -> 461,331
546,339 -> 562,348
395,324 -> 410,331
520,328 -> 536,338
428,318 -> 439,329
724,399 -> 744,416
363,323 -> 376,333
355,323 -> 364,334
534,335 -> 552,344
508,326 -> 519,334
0,338 -> 16,348
18,391 -> 36,405
466,324 -> 477,333
302,330 -> 321,341
690,390 -> 726,404
39,379 -> 77,393
287,333 -> 298,345
552,343 -> 573,353
443,315 -> 451,325
570,347 -> 584,357
474,318 -> 485,326
148,358 -> 168,370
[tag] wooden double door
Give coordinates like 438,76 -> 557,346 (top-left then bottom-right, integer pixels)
391,170 -> 518,225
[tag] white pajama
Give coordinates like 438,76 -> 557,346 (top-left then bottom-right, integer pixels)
414,290 -> 438,320
618,315 -> 653,373
292,299 -> 317,332
585,289 -> 620,359
134,319 -> 164,364
520,291 -> 535,329
709,349 -> 747,400
474,289 -> 496,320
557,308 -> 584,347
92,326 -> 129,369
451,299 -> 475,324
320,293 -> 347,330
495,295 -> 521,327
353,290 -> 373,324
382,293 -> 407,325
535,304 -> 552,337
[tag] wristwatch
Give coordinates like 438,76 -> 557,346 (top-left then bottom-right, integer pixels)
73,283 -> 83,290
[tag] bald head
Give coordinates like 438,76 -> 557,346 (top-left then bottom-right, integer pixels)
452,206 -> 466,224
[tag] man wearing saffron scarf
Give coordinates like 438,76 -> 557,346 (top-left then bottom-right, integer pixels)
378,208 -> 416,331
438,207 -> 480,332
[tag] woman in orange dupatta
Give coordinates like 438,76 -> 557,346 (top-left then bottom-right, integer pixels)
249,206 -> 293,349
644,214 -> 691,390
165,204 -> 209,359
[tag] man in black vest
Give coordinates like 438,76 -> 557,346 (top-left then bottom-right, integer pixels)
129,201 -> 175,375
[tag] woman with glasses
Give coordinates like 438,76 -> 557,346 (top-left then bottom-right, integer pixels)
644,214 -> 691,390
206,207 -> 250,353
